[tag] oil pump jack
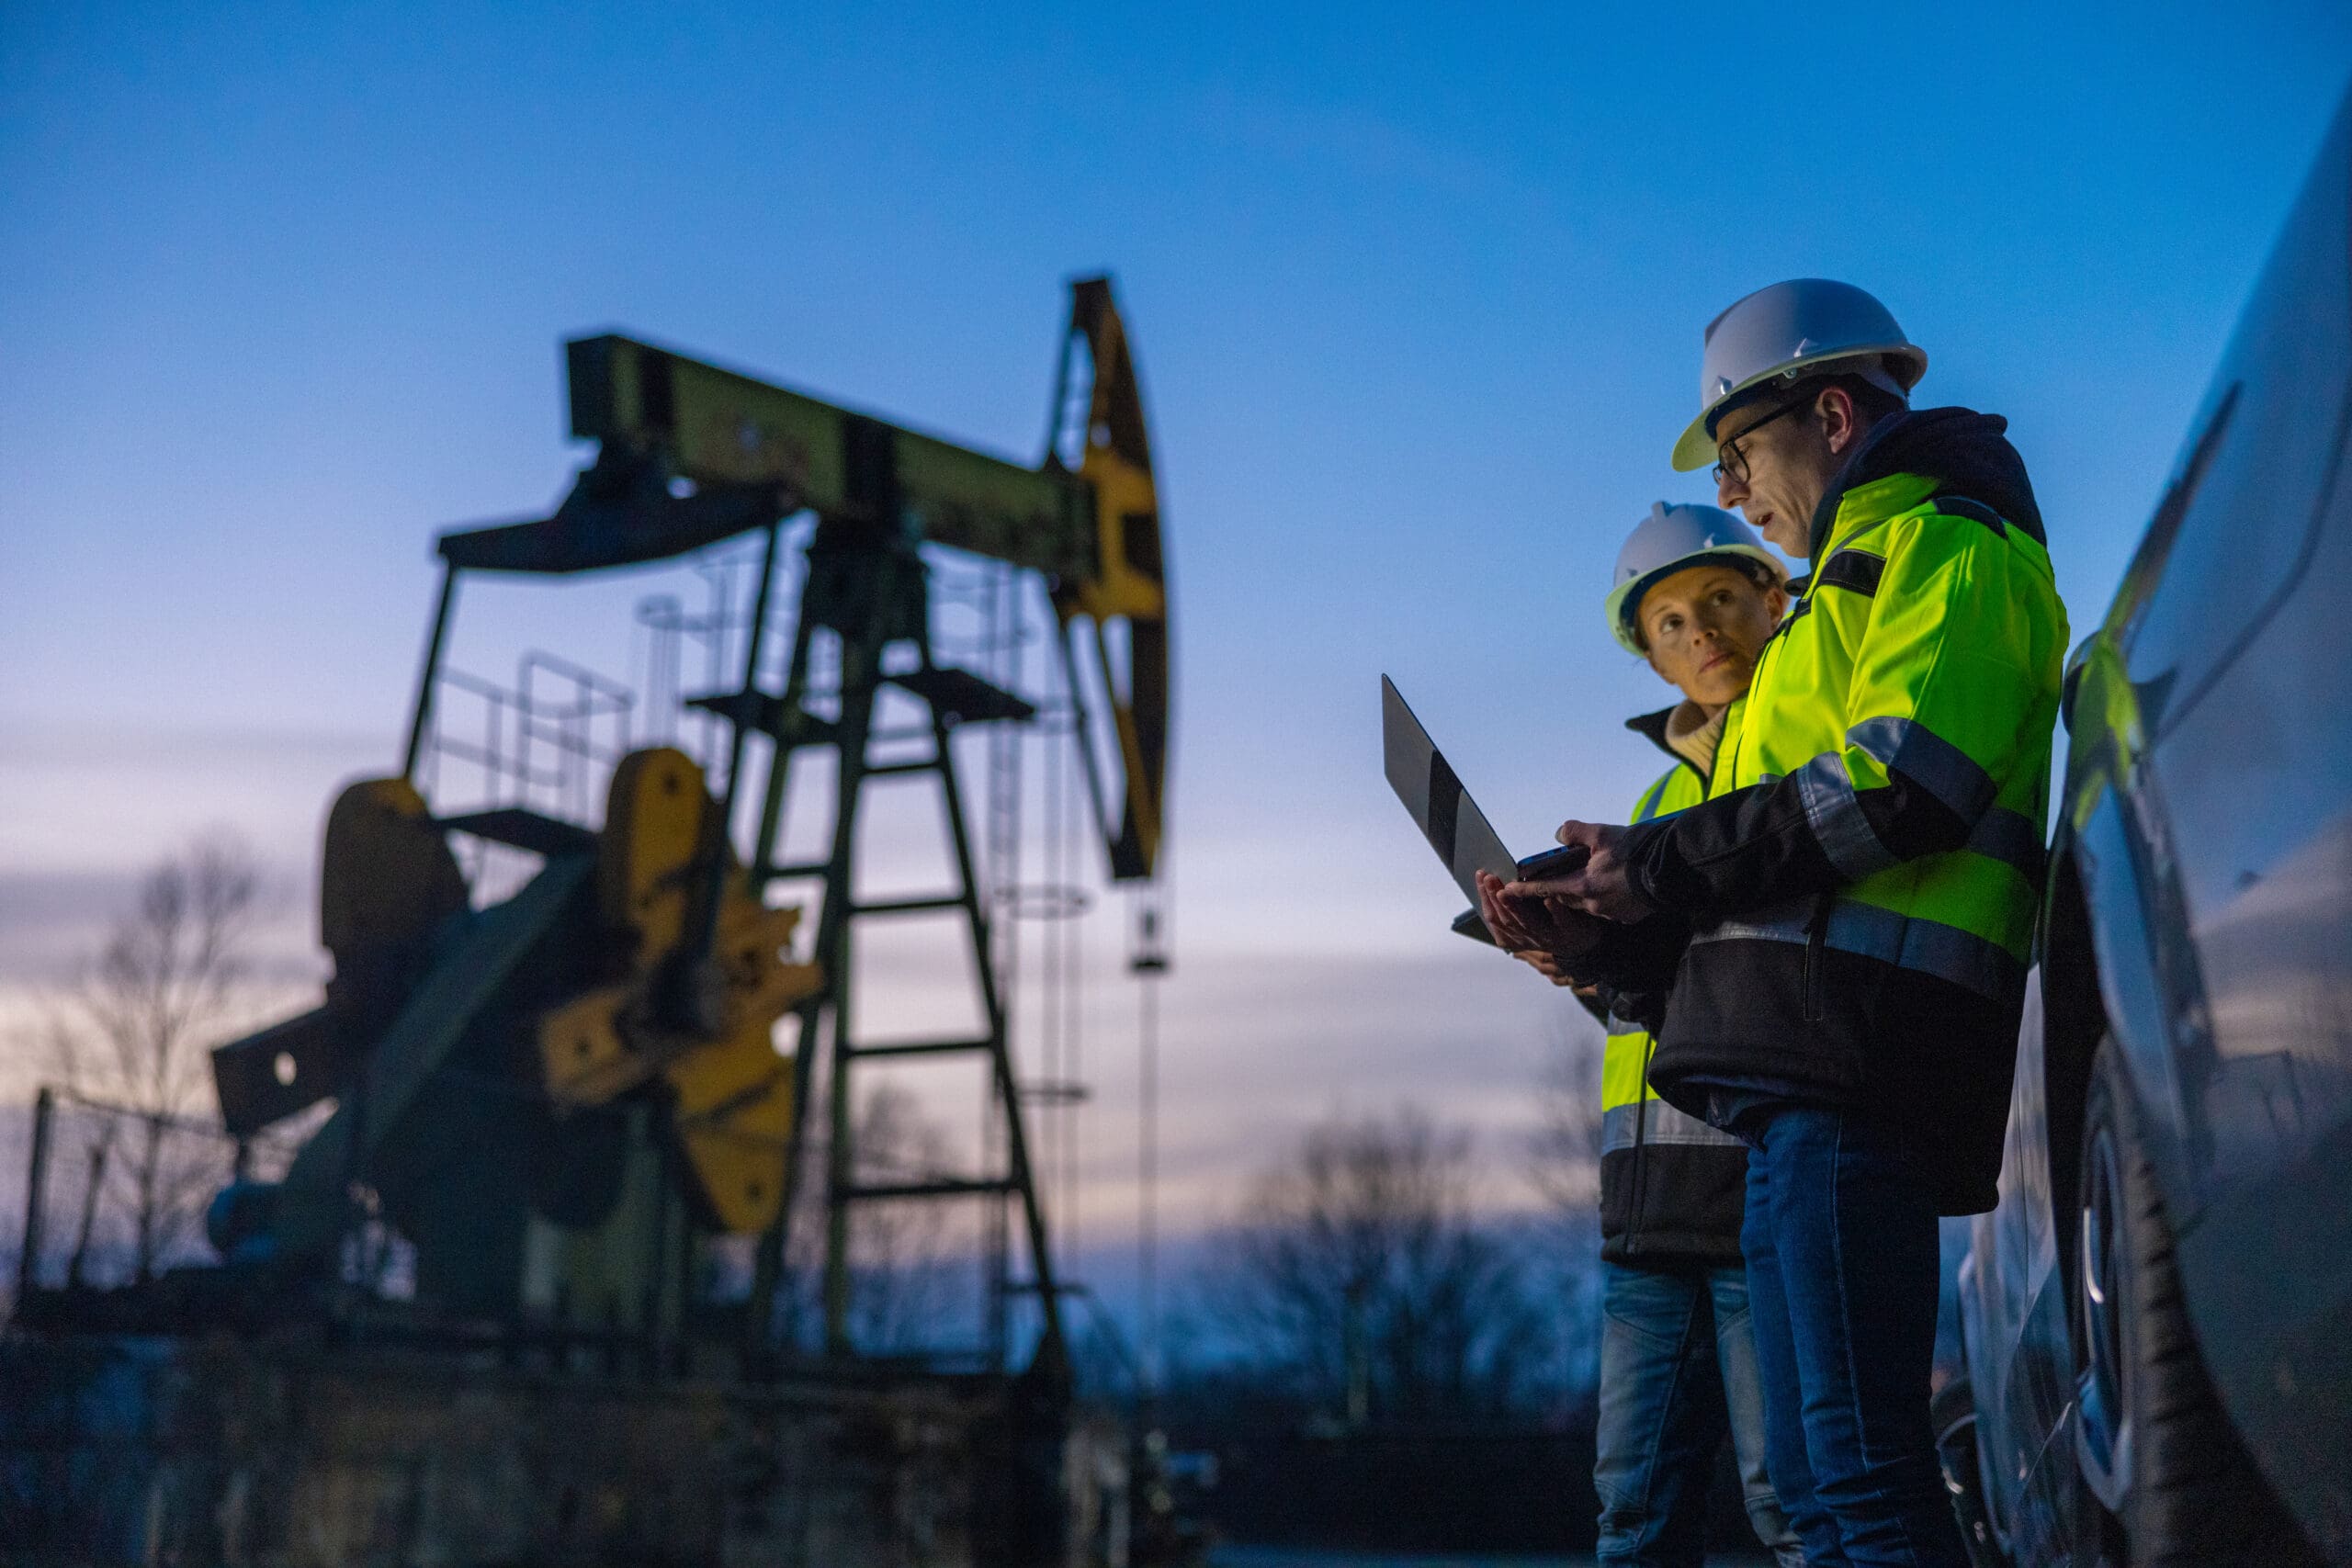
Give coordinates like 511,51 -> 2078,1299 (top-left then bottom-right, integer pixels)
201,278 -> 1170,1383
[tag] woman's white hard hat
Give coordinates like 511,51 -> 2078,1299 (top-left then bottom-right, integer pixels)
1603,502 -> 1787,656
1670,278 -> 1928,472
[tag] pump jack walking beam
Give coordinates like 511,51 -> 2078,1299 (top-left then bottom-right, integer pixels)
417,285 -> 1167,881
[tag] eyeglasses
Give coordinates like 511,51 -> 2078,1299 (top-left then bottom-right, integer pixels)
1712,396 -> 1813,485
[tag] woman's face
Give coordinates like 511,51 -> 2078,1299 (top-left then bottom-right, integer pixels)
1638,563 -> 1787,708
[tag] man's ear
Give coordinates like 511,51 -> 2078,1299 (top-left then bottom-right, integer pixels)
1764,580 -> 1790,620
1816,385 -> 1863,457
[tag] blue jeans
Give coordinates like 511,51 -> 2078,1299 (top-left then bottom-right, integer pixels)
1741,1106 -> 1968,1567
1596,1260 -> 1804,1567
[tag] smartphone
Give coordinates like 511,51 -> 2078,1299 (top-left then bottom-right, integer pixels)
1512,842 -> 1590,882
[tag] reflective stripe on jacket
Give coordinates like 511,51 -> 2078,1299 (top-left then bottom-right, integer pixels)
1623,412 -> 2068,1214
1600,730 -> 1747,1266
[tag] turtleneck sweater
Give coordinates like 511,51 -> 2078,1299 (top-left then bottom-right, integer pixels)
1662,700 -> 1726,780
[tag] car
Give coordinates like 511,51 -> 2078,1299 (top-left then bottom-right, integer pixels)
1945,85 -> 2352,1568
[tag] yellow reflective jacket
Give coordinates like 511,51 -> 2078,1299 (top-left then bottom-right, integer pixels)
1600,716 -> 1747,1265
1621,409 -> 2069,1213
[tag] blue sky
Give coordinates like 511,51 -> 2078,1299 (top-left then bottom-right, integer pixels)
4,2 -> 2348,1245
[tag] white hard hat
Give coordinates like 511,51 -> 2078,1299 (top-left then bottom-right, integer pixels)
1603,502 -> 1786,655
1670,278 -> 1928,472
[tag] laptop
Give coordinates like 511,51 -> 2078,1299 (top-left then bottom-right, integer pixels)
1381,675 -> 1586,943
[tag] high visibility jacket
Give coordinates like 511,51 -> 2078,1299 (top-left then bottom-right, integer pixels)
1600,714 -> 1747,1266
1619,408 -> 2068,1213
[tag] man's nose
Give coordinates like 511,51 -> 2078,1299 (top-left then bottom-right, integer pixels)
1715,468 -> 1747,510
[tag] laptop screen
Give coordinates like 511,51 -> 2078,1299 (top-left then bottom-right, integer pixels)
1381,675 -> 1520,908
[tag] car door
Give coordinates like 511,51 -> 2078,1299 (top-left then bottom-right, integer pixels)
2120,88 -> 2352,1203
2111,88 -> 2352,1551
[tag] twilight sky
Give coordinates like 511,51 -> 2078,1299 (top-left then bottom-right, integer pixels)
4,2 -> 2348,1254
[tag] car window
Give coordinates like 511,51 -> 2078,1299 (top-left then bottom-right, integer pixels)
2125,96 -> 2352,734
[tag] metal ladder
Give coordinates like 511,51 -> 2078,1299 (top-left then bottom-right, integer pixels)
705,516 -> 1067,1374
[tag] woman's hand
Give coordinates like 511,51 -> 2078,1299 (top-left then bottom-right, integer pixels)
1477,868 -> 1604,960
1511,950 -> 1591,989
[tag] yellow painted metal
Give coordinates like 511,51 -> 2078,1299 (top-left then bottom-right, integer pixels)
596,747 -> 707,957
667,1010 -> 798,1233
667,893 -> 819,1233
538,982 -> 640,1108
564,336 -> 1096,583
534,746 -> 821,1233
216,774 -> 472,1135
1053,279 -> 1170,879
320,776 -> 469,958
714,898 -> 809,1009
1060,295 -> 1165,626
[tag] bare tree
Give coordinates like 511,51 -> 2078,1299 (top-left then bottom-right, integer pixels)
40,834 -> 263,1280
844,1082 -> 967,1351
1528,999 -> 1608,1214
1521,1000 -> 1612,1404
777,1081 -> 971,1355
1209,1107 -> 1553,1426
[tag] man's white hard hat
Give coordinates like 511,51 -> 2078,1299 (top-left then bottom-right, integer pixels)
1604,502 -> 1786,656
1670,278 -> 1928,472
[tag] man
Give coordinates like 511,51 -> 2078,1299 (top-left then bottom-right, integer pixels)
1510,502 -> 1803,1567
1487,280 -> 2067,1566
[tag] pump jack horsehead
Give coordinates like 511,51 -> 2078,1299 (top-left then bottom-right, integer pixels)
207,280 -> 1169,1368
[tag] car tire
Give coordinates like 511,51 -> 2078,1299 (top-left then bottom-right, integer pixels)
2073,1039 -> 2318,1567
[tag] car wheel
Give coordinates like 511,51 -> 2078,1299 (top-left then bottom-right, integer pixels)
2072,1038 -> 2318,1567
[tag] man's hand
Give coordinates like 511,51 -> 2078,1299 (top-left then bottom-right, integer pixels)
1504,819 -> 1654,924
1476,868 -> 1603,962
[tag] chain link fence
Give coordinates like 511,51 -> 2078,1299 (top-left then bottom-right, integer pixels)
7,1086 -> 310,1308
